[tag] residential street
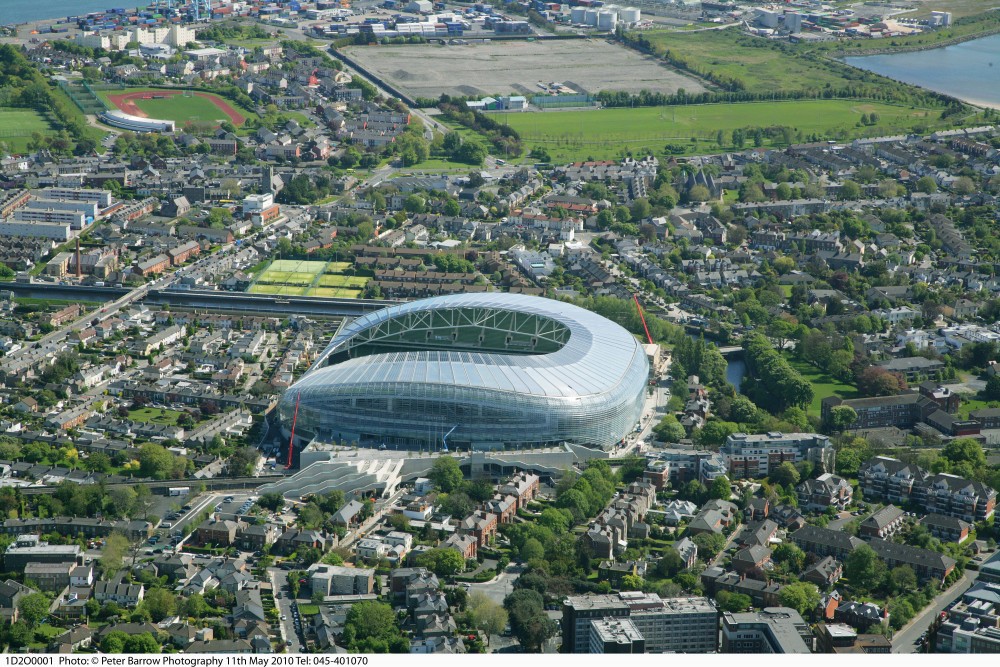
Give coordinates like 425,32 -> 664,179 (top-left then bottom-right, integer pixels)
892,569 -> 978,652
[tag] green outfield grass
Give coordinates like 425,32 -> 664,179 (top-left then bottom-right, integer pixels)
505,100 -> 943,162
0,108 -> 52,152
96,88 -> 250,126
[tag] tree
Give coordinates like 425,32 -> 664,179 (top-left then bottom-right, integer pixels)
826,405 -> 858,432
17,593 -> 49,627
844,544 -> 886,590
228,447 -> 259,477
770,461 -> 800,487
123,633 -> 160,653
840,180 -> 861,200
101,532 -> 130,574
916,176 -> 938,194
429,456 -> 464,493
691,532 -> 726,559
890,565 -> 917,593
416,548 -> 466,576
952,176 -> 975,195
520,537 -> 545,562
441,491 -> 474,519
653,414 -> 686,443
101,631 -> 129,653
856,366 -> 906,397
709,476 -> 732,501
716,590 -> 752,612
695,420 -> 738,448
468,591 -> 508,646
655,549 -> 685,578
142,588 -> 176,622
772,543 -> 806,572
779,581 -> 820,617
504,589 -> 554,652
257,492 -> 284,512
137,443 -> 177,479
343,601 -> 406,653
941,437 -> 986,470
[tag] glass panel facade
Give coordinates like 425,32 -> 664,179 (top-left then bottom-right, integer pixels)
279,293 -> 649,451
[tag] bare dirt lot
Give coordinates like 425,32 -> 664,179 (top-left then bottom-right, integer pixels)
341,38 -> 706,98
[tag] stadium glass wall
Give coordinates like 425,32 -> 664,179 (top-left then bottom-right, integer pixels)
278,293 -> 649,451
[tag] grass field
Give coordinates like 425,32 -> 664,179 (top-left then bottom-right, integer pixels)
317,274 -> 368,288
96,88 -> 250,126
131,95 -> 230,124
505,100 -> 941,162
250,259 -> 367,298
0,109 -> 50,152
128,407 -> 188,426
640,28 -> 855,94
784,355 -> 859,417
255,259 -> 328,286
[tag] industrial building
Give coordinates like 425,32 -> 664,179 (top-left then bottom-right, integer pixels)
100,109 -> 176,133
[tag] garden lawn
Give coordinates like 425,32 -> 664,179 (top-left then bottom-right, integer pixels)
783,355 -> 860,417
128,407 -> 187,426
505,100 -> 944,163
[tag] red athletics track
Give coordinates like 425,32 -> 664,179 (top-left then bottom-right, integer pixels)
106,90 -> 246,126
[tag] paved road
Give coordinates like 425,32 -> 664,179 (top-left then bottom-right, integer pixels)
268,566 -> 303,653
826,510 -> 865,531
466,564 -> 522,606
892,569 -> 978,653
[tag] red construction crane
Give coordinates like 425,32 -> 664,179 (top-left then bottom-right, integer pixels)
285,393 -> 300,470
633,293 -> 654,345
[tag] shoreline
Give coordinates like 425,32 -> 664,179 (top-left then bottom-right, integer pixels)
831,24 -> 1000,58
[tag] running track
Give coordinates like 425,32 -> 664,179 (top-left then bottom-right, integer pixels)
106,90 -> 246,126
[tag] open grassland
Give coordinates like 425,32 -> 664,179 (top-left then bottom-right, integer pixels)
639,28 -> 855,93
505,100 -> 941,162
0,109 -> 50,152
784,355 -> 859,417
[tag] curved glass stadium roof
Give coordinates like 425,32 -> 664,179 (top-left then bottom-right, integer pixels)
280,293 -> 649,451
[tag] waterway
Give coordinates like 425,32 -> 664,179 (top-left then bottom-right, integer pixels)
726,358 -> 746,393
844,33 -> 1000,108
0,0 -> 126,26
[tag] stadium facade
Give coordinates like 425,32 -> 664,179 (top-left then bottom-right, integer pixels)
99,109 -> 176,133
278,293 -> 649,451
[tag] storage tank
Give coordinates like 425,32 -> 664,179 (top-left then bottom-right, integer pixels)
584,8 -> 599,25
597,9 -> 617,30
620,7 -> 640,23
571,6 -> 587,23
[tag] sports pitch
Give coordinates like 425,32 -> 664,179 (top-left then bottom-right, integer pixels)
99,88 -> 247,126
0,109 -> 50,151
250,259 -> 366,298
505,100 -> 942,162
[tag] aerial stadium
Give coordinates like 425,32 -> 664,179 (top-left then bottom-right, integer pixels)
277,293 -> 650,453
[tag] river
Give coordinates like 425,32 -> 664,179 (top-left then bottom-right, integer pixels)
726,358 -> 746,393
844,33 -> 1000,108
